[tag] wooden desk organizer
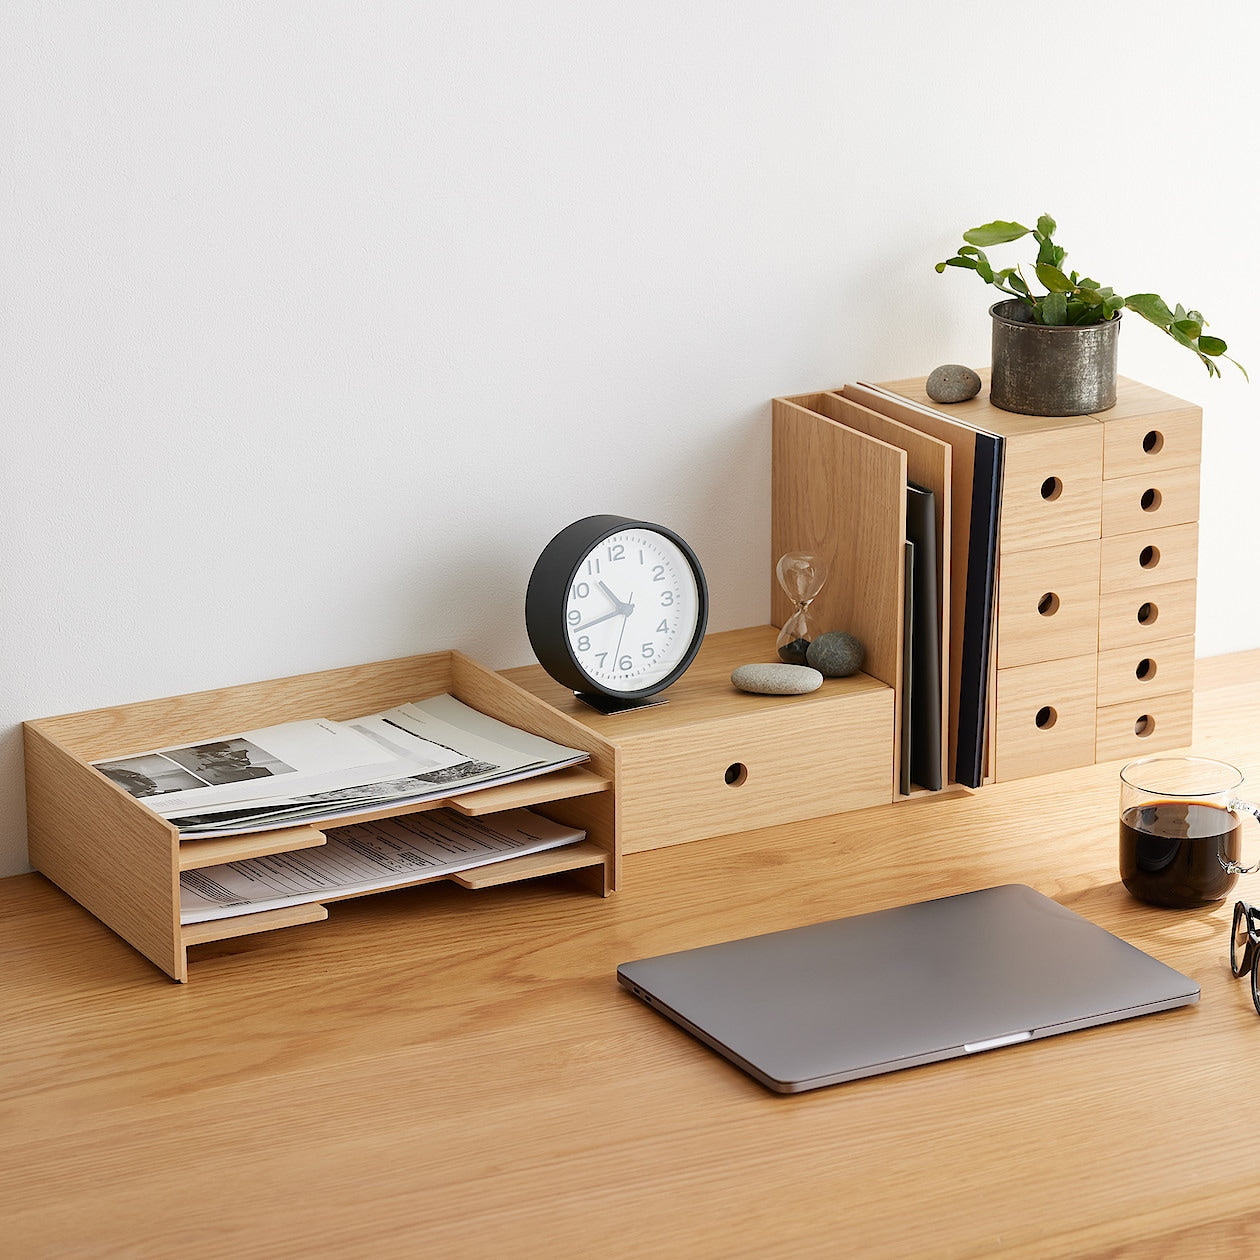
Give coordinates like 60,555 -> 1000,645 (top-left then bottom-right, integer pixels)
25,652 -> 618,981
24,375 -> 1201,980
772,374 -> 1200,787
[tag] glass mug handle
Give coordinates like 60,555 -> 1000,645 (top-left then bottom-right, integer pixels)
1222,798 -> 1260,875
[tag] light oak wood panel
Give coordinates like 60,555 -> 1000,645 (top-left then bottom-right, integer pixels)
7,658 -> 1259,1257
995,537 -> 1101,668
1098,578 -> 1198,651
24,723 -> 184,980
179,825 -> 327,872
770,398 -> 907,693
1095,690 -> 1195,764
1097,635 -> 1196,709
181,902 -> 329,946
1101,463 -> 1201,539
994,654 -> 1098,781
1097,381 -> 1202,480
1100,521 -> 1199,593
997,423 -> 1104,552
809,387 -> 953,795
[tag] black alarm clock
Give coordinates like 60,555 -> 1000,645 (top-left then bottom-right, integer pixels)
526,515 -> 709,713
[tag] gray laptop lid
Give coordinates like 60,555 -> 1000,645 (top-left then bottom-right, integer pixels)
617,884 -> 1198,1093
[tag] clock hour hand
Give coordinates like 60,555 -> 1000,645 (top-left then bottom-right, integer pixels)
598,580 -> 634,617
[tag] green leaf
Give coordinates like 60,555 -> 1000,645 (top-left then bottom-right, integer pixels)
937,256 -> 977,272
1199,335 -> 1227,356
963,220 -> 1031,247
1173,317 -> 1203,341
1035,263 -> 1075,293
1042,291 -> 1069,325
1036,213 -> 1057,238
1125,293 -> 1176,327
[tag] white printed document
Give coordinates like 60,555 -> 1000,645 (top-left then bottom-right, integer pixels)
179,807 -> 586,924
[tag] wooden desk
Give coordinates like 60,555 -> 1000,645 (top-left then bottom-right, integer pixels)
4,653 -> 1260,1256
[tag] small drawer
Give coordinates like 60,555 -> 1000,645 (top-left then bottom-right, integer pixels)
1096,635 -> 1195,708
1101,464 -> 1200,538
616,683 -> 896,853
1095,690 -> 1194,764
1102,398 -> 1202,481
1098,579 -> 1197,650
994,655 -> 1097,783
1100,522 -> 1199,594
998,425 -> 1104,552
996,538 -> 1101,668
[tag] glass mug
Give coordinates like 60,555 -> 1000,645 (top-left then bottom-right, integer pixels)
1119,756 -> 1260,908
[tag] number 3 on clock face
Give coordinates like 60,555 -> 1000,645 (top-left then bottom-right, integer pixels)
526,515 -> 709,711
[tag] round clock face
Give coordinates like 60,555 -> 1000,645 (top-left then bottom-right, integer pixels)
526,515 -> 709,702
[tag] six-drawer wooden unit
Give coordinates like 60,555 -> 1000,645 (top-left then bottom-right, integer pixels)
871,374 -> 1199,782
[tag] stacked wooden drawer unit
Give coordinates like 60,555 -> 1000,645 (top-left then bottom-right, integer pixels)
1092,382 -> 1200,763
883,375 -> 1200,783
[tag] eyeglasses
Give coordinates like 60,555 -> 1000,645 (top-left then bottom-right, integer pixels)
1230,901 -> 1260,1015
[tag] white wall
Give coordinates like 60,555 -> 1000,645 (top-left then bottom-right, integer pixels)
3,2 -> 1258,878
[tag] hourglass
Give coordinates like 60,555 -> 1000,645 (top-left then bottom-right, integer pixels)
775,552 -> 829,665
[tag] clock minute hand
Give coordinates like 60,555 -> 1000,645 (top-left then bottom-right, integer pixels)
573,607 -> 625,632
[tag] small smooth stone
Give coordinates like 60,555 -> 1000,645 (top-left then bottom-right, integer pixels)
926,364 -> 982,404
730,662 -> 824,695
806,630 -> 865,677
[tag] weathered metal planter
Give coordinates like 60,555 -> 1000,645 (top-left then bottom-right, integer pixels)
989,298 -> 1120,416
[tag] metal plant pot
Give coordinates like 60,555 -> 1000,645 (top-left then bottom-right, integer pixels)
989,298 -> 1120,416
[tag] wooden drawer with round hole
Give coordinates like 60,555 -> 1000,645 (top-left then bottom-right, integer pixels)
1095,690 -> 1194,764
1101,463 -> 1200,538
1100,384 -> 1202,480
1096,635 -> 1195,709
1097,578 -> 1197,651
993,654 -> 1098,782
995,538 -> 1101,669
995,422 -> 1103,552
1100,522 -> 1199,594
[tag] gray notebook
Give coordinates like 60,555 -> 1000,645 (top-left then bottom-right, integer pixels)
617,884 -> 1198,1093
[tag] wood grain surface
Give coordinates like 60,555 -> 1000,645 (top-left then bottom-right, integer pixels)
4,657 -> 1260,1256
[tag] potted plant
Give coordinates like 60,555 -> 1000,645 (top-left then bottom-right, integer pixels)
936,214 -> 1246,415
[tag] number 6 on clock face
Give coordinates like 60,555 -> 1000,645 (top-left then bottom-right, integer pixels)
526,515 -> 710,712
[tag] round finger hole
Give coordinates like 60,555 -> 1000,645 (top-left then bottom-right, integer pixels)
1035,706 -> 1058,730
1134,714 -> 1155,737
1140,487 -> 1162,512
725,762 -> 748,787
1137,602 -> 1158,626
1139,544 -> 1160,569
1135,657 -> 1156,682
1041,476 -> 1063,502
1038,592 -> 1060,617
1142,430 -> 1165,454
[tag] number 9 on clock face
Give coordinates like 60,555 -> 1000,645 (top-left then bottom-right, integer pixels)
526,515 -> 710,711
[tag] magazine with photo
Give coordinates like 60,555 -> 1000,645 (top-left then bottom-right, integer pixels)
93,694 -> 588,838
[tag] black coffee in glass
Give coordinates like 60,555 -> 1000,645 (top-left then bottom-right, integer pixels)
1119,800 -> 1242,908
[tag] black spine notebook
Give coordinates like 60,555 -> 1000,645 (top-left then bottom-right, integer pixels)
906,482 -> 943,791
955,434 -> 1003,788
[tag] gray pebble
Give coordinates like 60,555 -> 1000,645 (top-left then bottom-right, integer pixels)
730,662 -> 824,695
926,364 -> 981,404
806,630 -> 865,677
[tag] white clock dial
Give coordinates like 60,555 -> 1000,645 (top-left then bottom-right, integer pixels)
565,527 -> 701,694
